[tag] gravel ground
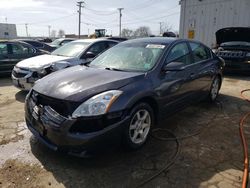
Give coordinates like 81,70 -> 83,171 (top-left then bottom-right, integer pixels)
0,76 -> 249,188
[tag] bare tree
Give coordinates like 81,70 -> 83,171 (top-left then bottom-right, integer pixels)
51,30 -> 56,38
133,26 -> 151,38
121,28 -> 133,38
57,29 -> 65,38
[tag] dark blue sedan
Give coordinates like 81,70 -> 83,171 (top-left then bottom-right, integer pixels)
25,37 -> 224,155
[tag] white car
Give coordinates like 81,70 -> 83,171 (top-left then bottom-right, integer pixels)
12,39 -> 118,90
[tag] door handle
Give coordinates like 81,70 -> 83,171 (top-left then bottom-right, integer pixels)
190,73 -> 195,78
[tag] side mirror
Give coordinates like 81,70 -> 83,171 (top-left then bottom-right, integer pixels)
163,62 -> 185,72
85,51 -> 96,59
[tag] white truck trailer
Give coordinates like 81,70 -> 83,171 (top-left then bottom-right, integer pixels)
179,0 -> 250,48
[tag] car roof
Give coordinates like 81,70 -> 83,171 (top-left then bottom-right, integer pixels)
71,38 -> 119,43
16,39 -> 42,42
123,37 -> 179,45
55,38 -> 75,41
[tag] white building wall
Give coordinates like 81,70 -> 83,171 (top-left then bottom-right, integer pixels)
0,23 -> 17,39
179,0 -> 250,48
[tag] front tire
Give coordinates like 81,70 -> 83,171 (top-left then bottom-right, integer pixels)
123,103 -> 154,150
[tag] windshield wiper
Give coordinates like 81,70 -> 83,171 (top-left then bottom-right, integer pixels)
81,62 -> 90,66
104,67 -> 125,71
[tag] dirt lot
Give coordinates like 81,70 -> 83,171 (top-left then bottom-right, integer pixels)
0,76 -> 250,188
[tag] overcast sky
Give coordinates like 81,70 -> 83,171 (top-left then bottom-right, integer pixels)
0,0 -> 180,37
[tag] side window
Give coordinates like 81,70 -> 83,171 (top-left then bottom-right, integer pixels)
11,44 -> 34,54
0,43 -> 8,55
166,42 -> 191,65
61,40 -> 72,46
88,42 -> 108,55
107,41 -> 117,48
29,41 -> 43,48
190,42 -> 211,63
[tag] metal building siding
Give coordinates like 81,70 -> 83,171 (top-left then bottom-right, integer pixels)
179,0 -> 250,48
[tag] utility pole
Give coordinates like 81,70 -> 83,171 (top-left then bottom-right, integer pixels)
159,22 -> 163,35
48,25 -> 51,37
25,23 -> 29,37
77,1 -> 84,39
117,8 -> 124,37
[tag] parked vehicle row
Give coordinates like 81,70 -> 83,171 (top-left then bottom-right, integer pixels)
23,37 -> 224,155
11,38 -> 118,90
0,40 -> 46,75
15,39 -> 56,53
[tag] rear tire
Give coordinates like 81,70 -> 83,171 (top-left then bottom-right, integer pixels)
123,103 -> 154,150
208,76 -> 221,102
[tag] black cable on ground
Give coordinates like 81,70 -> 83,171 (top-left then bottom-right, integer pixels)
136,129 -> 180,188
136,103 -> 221,187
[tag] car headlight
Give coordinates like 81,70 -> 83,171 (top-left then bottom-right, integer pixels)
37,66 -> 50,76
51,61 -> 69,71
72,90 -> 123,118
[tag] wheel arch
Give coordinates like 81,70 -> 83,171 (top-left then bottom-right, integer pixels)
128,96 -> 159,124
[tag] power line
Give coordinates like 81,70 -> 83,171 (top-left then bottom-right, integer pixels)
124,5 -> 179,23
84,6 -> 117,15
122,11 -> 180,25
125,0 -> 163,11
16,13 -> 77,26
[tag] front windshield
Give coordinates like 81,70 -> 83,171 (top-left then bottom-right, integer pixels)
51,39 -> 62,46
51,42 -> 91,57
90,43 -> 166,72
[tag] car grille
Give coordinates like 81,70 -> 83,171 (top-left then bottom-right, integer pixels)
29,90 -> 79,117
12,70 -> 28,78
40,106 -> 67,128
217,51 -> 246,59
12,67 -> 30,78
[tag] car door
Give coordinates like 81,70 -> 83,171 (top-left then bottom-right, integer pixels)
158,42 -> 196,113
8,43 -> 37,66
81,41 -> 109,63
188,42 -> 214,96
0,42 -> 12,74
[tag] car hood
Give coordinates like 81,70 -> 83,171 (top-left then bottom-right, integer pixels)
49,44 -> 59,48
16,54 -> 77,70
33,66 -> 145,102
216,27 -> 250,45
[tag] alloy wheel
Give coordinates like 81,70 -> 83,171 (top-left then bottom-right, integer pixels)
129,109 -> 151,144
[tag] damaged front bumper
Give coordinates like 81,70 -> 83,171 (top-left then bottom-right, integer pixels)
25,91 -> 129,156
11,67 -> 38,90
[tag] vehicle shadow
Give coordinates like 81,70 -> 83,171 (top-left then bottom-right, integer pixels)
30,93 -> 250,188
15,90 -> 28,103
224,73 -> 250,81
0,77 -> 13,87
